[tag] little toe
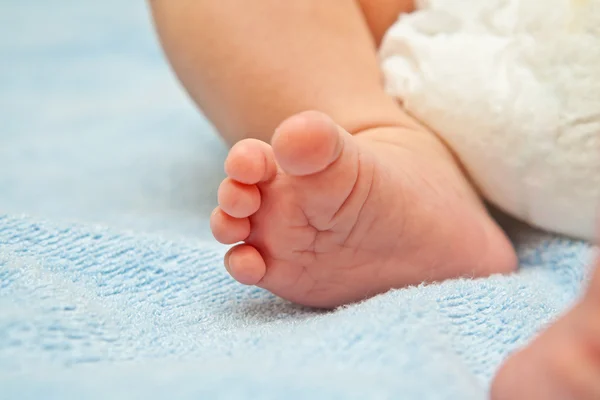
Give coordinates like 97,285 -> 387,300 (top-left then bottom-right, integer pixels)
218,178 -> 261,218
210,207 -> 251,244
225,139 -> 277,185
224,244 -> 267,286
272,110 -> 344,176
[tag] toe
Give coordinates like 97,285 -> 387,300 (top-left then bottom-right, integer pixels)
272,110 -> 344,176
210,207 -> 251,244
225,139 -> 277,184
218,178 -> 261,218
224,244 -> 266,286
270,110 -> 365,222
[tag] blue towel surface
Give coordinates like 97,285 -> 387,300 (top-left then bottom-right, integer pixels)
0,2 -> 596,399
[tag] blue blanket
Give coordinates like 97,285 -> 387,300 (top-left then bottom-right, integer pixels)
0,2 -> 595,399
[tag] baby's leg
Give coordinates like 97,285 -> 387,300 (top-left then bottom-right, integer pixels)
492,249 -> 600,399
150,0 -> 415,144
151,1 -> 517,307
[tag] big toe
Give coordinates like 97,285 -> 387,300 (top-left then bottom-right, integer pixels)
272,110 -> 344,176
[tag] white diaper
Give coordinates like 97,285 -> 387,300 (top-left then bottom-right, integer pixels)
380,0 -> 600,240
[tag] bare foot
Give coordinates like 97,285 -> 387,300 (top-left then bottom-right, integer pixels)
492,251 -> 600,400
210,111 -> 517,308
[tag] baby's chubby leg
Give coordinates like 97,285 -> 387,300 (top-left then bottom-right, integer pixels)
150,0 -> 415,144
150,1 -> 517,307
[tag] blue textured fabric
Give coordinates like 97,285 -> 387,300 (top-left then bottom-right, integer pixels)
0,1 -> 596,399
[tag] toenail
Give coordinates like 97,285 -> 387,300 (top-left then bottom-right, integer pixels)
224,252 -> 231,271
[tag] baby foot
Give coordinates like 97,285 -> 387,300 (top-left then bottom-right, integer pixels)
211,111 -> 516,308
492,252 -> 600,400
